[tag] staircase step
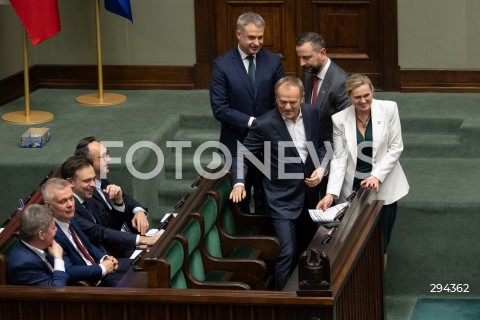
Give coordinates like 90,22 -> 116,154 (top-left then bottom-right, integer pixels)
171,128 -> 220,152
164,152 -> 224,180
401,117 -> 462,134
179,113 -> 220,130
402,133 -> 463,158
158,178 -> 197,211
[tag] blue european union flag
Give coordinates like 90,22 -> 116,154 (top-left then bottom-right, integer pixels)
105,0 -> 132,22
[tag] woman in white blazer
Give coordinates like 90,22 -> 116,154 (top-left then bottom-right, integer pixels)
317,74 -> 409,256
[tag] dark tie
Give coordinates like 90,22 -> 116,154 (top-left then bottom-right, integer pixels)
83,201 -> 97,223
311,75 -> 319,104
69,224 -> 96,265
43,255 -> 54,272
247,55 -> 255,87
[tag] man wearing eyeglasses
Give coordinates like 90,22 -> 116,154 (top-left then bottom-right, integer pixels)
74,137 -> 149,236
60,154 -> 159,258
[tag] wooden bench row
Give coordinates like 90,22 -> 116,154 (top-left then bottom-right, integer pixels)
0,166 -> 387,320
0,167 -> 281,290
124,169 -> 281,290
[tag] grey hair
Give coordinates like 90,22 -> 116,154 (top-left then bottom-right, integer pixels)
42,178 -> 70,202
237,12 -> 265,30
275,76 -> 305,99
19,204 -> 54,241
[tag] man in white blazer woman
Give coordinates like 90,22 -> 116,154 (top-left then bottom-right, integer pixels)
317,73 -> 409,264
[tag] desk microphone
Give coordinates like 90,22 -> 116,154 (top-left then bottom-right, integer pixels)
321,203 -> 350,244
321,227 -> 336,245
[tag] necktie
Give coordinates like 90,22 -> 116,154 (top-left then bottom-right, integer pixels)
43,255 -> 54,272
311,75 -> 319,104
247,55 -> 255,87
83,201 -> 97,223
69,224 -> 96,265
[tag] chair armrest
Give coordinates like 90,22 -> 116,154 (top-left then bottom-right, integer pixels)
218,231 -> 281,261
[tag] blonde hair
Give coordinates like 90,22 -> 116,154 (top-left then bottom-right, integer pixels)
345,74 -> 374,97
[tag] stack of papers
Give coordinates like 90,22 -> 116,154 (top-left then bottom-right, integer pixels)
308,202 -> 348,223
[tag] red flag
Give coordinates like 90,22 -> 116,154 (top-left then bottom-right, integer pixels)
10,0 -> 61,46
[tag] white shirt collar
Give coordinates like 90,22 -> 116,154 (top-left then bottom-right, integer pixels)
316,58 -> 331,80
238,45 -> 256,60
21,240 -> 46,260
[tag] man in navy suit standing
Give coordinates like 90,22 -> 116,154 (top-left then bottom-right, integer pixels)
210,12 -> 285,214
230,76 -> 327,290
7,204 -> 69,286
296,32 -> 350,197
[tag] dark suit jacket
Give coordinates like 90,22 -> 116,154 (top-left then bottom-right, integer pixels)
6,241 -> 69,286
303,60 -> 350,143
73,197 -> 137,252
210,47 -> 285,155
232,104 -> 326,220
54,220 -> 106,284
93,179 -> 146,233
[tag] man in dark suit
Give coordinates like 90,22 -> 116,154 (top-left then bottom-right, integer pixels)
74,136 -> 149,235
210,12 -> 285,214
295,32 -> 350,197
42,178 -> 130,286
7,204 -> 69,286
230,76 -> 327,290
59,156 -> 160,258
42,178 -> 129,286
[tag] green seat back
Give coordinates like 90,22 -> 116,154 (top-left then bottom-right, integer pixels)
180,219 -> 205,281
214,176 -> 237,235
164,240 -> 187,289
1,237 -> 19,258
198,196 -> 222,258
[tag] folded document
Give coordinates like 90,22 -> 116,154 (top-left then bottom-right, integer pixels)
308,202 -> 348,223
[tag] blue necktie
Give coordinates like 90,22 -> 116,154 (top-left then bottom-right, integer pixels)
83,201 -> 96,223
247,55 -> 255,87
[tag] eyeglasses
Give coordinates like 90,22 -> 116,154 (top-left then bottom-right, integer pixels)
97,150 -> 110,160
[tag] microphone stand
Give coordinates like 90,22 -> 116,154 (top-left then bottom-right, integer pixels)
320,190 -> 357,245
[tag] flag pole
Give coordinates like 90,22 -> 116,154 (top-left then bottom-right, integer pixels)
75,0 -> 127,106
2,27 -> 54,124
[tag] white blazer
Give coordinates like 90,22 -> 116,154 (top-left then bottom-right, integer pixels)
327,99 -> 409,205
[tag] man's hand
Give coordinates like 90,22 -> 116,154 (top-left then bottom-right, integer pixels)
103,184 -> 123,204
140,234 -> 161,246
132,211 -> 149,235
229,185 -> 246,203
305,167 -> 325,187
316,194 -> 334,211
101,257 -> 117,274
361,176 -> 380,192
47,239 -> 63,260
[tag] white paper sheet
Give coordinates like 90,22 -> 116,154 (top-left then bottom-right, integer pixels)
308,202 -> 348,223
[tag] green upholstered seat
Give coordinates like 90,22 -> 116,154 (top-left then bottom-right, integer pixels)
163,239 -> 187,289
179,218 -> 233,284
213,175 -> 260,236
